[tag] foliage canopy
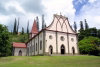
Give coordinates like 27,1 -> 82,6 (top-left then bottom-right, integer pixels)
78,36 -> 100,55
0,24 -> 11,56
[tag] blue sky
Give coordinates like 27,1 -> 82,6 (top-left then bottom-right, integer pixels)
0,0 -> 100,31
73,0 -> 88,15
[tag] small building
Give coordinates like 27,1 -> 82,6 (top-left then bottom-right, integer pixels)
12,42 -> 26,56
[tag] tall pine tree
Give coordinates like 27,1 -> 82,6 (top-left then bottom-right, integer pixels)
21,27 -> 24,35
17,18 -> 19,34
44,23 -> 46,28
42,14 -> 45,29
27,20 -> 29,34
13,18 -> 17,34
74,21 -> 77,32
80,21 -> 84,31
84,19 -> 89,30
27,20 -> 29,39
36,16 -> 39,31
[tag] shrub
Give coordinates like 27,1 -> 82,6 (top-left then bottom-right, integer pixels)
78,36 -> 100,56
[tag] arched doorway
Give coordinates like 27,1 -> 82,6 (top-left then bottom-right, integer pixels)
61,45 -> 65,54
49,45 -> 53,55
18,50 -> 22,56
72,47 -> 75,55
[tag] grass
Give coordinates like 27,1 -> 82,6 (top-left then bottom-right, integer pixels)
0,56 -> 100,67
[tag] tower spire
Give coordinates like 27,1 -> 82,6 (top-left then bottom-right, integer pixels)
30,19 -> 38,38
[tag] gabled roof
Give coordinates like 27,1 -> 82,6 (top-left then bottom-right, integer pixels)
13,42 -> 26,48
46,14 -> 76,34
31,19 -> 38,34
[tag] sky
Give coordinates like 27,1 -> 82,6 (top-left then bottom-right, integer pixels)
0,0 -> 100,32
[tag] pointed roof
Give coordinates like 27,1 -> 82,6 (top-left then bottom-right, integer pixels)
31,19 -> 38,34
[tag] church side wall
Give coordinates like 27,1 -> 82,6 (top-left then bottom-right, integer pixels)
27,32 -> 44,56
34,36 -> 38,55
38,32 -> 44,55
32,39 -> 35,55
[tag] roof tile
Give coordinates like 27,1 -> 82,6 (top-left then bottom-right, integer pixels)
13,42 -> 26,48
31,20 -> 38,34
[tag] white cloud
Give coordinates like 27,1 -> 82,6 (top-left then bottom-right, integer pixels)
88,0 -> 96,3
75,0 -> 100,29
42,0 -> 75,26
5,1 -> 26,14
0,15 -> 10,25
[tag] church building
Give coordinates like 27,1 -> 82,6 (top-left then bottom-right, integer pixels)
26,14 -> 79,56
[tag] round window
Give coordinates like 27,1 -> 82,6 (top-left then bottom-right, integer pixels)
71,38 -> 74,42
49,35 -> 52,39
60,36 -> 65,41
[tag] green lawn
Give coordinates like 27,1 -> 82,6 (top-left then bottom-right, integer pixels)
0,56 -> 100,67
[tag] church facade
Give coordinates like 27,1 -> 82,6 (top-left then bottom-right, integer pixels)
26,14 -> 79,56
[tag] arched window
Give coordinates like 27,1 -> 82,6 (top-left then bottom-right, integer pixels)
40,41 -> 42,50
36,43 -> 37,51
18,50 -> 22,56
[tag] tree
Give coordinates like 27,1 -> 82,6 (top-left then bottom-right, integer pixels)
11,30 -> 13,34
21,27 -> 24,35
90,27 -> 97,37
44,23 -> 46,28
13,18 -> 17,34
36,16 -> 39,31
78,21 -> 84,41
78,36 -> 100,56
20,36 -> 26,42
78,27 -> 98,41
97,29 -> 100,38
0,24 -> 11,56
42,14 -> 45,29
17,18 -> 19,34
27,21 -> 29,34
80,21 -> 84,31
84,19 -> 89,30
27,21 -> 29,39
78,30 -> 86,41
74,21 -> 77,32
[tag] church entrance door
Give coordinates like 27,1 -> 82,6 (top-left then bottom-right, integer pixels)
49,45 -> 53,55
72,47 -> 75,55
61,45 -> 65,54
